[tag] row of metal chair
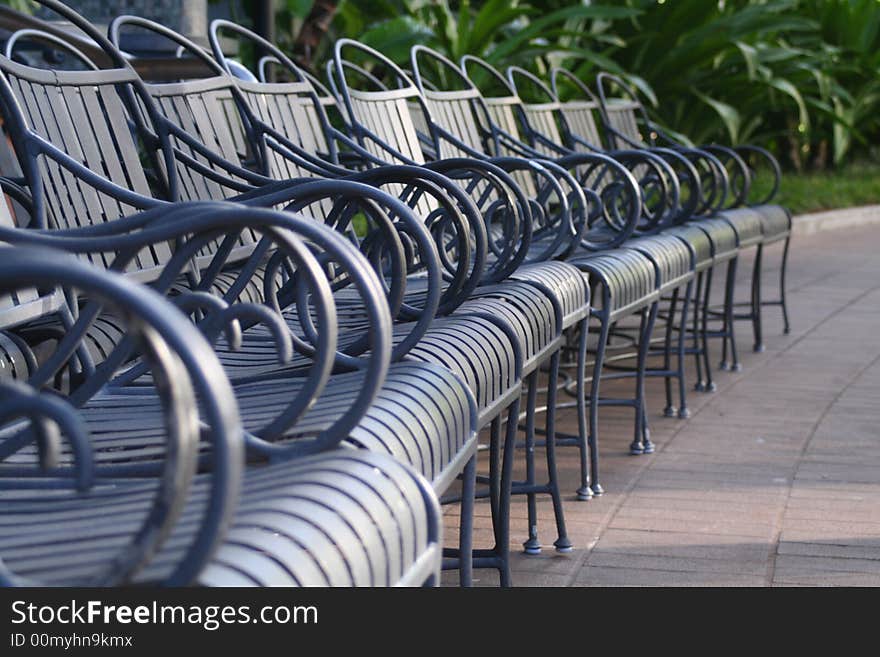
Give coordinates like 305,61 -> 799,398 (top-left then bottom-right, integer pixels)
0,0 -> 791,587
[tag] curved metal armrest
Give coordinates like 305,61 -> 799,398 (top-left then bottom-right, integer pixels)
0,243 -> 243,586
734,144 -> 782,206
0,176 -> 35,224
604,148 -> 681,230
702,144 -> 750,209
160,121 -> 275,189
23,137 -> 162,226
422,156 -> 533,283
340,165 -> 487,316
0,378 -> 93,492
654,145 -> 728,217
556,151 -> 643,249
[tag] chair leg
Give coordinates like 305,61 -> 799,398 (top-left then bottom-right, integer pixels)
631,302 -> 659,455
720,257 -> 741,371
587,313 -> 610,496
488,416 -> 501,522
677,279 -> 693,418
701,267 -> 717,391
575,317 -> 593,500
752,243 -> 765,352
458,454 -> 476,587
780,236 -> 791,334
523,370 -> 541,555
497,400 -> 520,587
692,271 -> 706,391
662,288 -> 679,417
544,349 -> 572,552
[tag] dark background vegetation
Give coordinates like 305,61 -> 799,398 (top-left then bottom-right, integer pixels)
5,0 -> 880,210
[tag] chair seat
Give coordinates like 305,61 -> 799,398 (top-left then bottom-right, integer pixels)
568,249 -> 659,320
457,280 -> 559,374
752,203 -> 791,243
688,217 -> 739,263
621,234 -> 694,293
661,225 -> 713,273
404,314 -> 520,419
715,207 -> 764,248
511,261 -> 591,329
7,361 -> 474,493
0,449 -> 440,587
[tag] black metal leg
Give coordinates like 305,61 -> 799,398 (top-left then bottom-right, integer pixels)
701,266 -> 717,391
497,400 -> 520,587
663,288 -> 679,417
721,257 -> 741,371
677,279 -> 693,418
588,312 -> 610,495
523,371 -> 541,555
544,349 -> 572,552
575,317 -> 592,500
488,416 -> 501,524
693,270 -> 706,391
631,302 -> 659,455
780,236 -> 791,334
459,454 -> 476,587
752,243 -> 764,352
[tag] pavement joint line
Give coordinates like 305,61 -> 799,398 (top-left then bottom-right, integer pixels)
567,268 -> 880,586
766,348 -> 880,585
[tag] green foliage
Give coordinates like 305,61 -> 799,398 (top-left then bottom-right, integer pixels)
4,0 -> 878,171
752,161 -> 880,213
318,0 -> 880,171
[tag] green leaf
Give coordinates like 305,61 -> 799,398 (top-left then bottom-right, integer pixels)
284,0 -> 314,18
691,88 -> 742,143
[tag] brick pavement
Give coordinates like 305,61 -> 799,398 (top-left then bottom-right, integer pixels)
442,224 -> 880,586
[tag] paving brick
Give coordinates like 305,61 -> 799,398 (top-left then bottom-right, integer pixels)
442,226 -> 880,587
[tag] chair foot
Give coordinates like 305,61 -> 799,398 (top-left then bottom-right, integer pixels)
753,343 -> 765,353
678,407 -> 691,419
783,327 -> 791,335
554,537 -> 573,553
663,406 -> 678,418
732,362 -> 742,372
591,483 -> 604,496
694,381 -> 707,392
523,537 -> 542,555
719,360 -> 731,371
630,440 -> 644,455
705,381 -> 717,392
576,485 -> 593,501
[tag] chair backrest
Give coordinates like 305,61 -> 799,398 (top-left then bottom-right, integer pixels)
0,1 -> 187,277
107,16 -> 260,202
505,66 -> 571,158
549,67 -> 607,151
332,39 -> 431,168
409,46 -> 493,160
595,72 -> 651,149
457,55 -> 547,197
0,59 -> 178,273
208,20 -> 335,185
0,199 -> 63,339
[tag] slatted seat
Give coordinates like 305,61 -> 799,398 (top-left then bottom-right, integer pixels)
592,71 -> 793,351
0,247 -> 443,587
1,8 -> 493,585
2,449 -> 441,587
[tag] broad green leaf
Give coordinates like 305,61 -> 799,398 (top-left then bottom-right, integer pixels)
692,88 -> 741,143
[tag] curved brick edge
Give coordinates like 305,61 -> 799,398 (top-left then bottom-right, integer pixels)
792,204 -> 880,237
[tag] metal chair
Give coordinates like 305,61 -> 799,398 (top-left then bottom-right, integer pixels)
0,3 -> 504,585
551,67 -> 746,384
593,71 -> 791,355
408,48 -> 665,498
0,246 -> 443,586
